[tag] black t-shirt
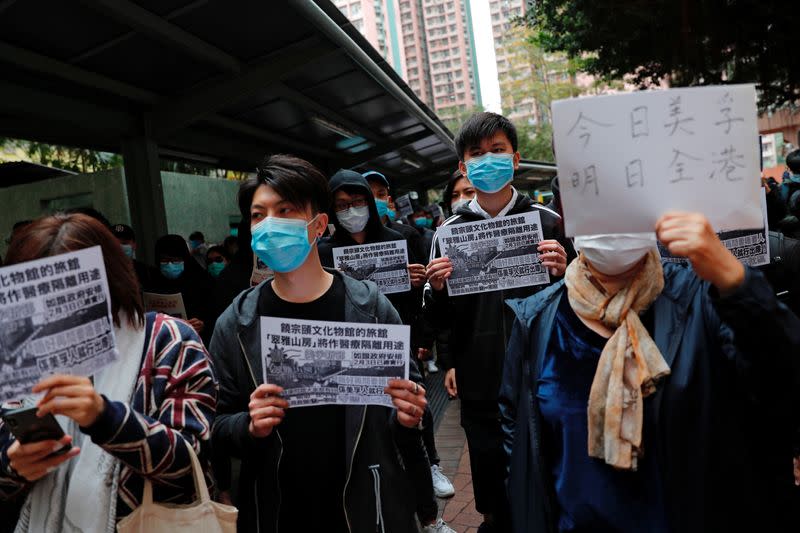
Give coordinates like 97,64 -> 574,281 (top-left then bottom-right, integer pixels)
257,275 -> 348,533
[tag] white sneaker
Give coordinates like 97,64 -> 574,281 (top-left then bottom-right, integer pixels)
431,464 -> 455,498
426,360 -> 439,373
422,518 -> 457,533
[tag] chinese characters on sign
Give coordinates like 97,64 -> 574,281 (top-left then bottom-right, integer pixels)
260,317 -> 409,407
435,212 -> 550,296
552,85 -> 761,236
0,247 -> 118,402
332,240 -> 411,295
659,189 -> 770,267
142,292 -> 187,319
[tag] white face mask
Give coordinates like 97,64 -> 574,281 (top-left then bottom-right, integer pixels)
336,205 -> 370,234
574,232 -> 657,275
451,198 -> 471,213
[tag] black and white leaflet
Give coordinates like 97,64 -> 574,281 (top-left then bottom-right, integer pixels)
0,246 -> 118,402
658,188 -> 770,267
436,211 -> 551,296
332,240 -> 411,294
260,317 -> 409,407
394,194 -> 414,219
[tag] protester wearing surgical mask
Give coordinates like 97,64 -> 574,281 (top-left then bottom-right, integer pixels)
110,223 -> 155,290
205,245 -> 230,279
409,203 -> 435,256
152,234 -> 215,341
424,112 -> 574,532
443,170 -> 477,217
500,214 -> 800,533
210,155 -> 434,533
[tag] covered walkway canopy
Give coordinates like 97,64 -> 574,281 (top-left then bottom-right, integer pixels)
0,0 -> 458,260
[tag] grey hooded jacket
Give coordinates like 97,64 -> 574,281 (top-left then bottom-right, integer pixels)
210,271 -> 423,533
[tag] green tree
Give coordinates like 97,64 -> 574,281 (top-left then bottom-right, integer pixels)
499,25 -> 613,161
0,137 -> 122,173
523,0 -> 800,109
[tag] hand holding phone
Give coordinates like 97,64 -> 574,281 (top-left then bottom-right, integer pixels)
6,435 -> 79,482
2,407 -> 80,482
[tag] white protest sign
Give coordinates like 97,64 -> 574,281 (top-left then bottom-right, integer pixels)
0,247 -> 118,402
142,292 -> 187,319
436,211 -> 550,296
332,240 -> 411,294
552,84 -> 762,236
260,317 -> 410,407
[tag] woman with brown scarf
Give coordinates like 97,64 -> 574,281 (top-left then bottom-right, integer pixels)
499,212 -> 800,533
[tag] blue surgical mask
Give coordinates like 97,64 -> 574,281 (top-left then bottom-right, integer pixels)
208,261 -> 226,278
251,216 -> 318,273
374,198 -> 390,220
414,217 -> 433,229
230,227 -> 239,237
387,208 -> 397,222
189,240 -> 202,250
160,261 -> 184,280
465,153 -> 515,193
121,244 -> 134,259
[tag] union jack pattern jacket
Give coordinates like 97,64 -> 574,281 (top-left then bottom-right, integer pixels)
0,312 -> 218,518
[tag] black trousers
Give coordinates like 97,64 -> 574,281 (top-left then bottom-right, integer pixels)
461,408 -> 511,528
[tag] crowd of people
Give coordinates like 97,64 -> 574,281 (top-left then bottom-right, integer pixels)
0,111 -> 798,533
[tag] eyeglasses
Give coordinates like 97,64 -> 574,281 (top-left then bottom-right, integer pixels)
334,198 -> 368,212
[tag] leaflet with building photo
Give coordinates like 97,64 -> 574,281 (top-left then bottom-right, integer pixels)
142,292 -> 187,319
658,189 -> 770,267
332,240 -> 411,294
0,246 -> 118,402
260,317 -> 410,407
436,211 -> 551,296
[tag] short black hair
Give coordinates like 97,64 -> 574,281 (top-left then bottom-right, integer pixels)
788,149 -> 800,174
189,231 -> 204,242
206,244 -> 229,260
454,112 -> 518,161
238,154 -> 330,221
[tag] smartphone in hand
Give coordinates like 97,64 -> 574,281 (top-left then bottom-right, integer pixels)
1,407 -> 71,456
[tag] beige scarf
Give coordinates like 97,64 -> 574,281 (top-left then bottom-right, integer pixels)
564,249 -> 670,470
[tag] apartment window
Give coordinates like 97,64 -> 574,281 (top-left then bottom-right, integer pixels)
353,18 -> 363,31
351,1 -> 361,15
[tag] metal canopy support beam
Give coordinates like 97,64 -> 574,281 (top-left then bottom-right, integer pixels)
122,135 -> 168,266
204,115 -> 337,159
150,38 -> 332,138
338,129 -> 432,167
273,83 -> 383,142
289,0 -> 455,151
0,41 -> 158,103
69,0 -> 210,64
77,0 -> 242,73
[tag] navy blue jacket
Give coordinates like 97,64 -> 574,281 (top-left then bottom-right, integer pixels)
499,264 -> 800,533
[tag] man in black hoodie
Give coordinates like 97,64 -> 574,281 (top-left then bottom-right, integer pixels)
318,169 -> 455,533
425,112 -> 571,533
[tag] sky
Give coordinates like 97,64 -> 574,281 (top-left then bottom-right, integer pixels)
469,0 -> 502,113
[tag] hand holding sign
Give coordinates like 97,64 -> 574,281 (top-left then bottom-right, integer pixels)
656,212 -> 745,293
248,384 -> 288,439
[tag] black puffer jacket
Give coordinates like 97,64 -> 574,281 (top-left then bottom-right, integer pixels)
423,194 -> 572,417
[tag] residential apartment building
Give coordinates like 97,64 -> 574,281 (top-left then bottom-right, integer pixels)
337,0 -> 481,120
490,0 -> 538,124
421,0 -> 481,120
333,0 -> 407,78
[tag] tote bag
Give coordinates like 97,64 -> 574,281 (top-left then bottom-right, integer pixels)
117,445 -> 237,533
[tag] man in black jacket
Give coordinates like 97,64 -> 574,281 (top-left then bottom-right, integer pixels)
318,169 -> 455,532
425,112 -> 571,533
210,155 -> 431,533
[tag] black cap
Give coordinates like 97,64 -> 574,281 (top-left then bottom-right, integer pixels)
111,224 -> 135,241
362,170 -> 390,190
